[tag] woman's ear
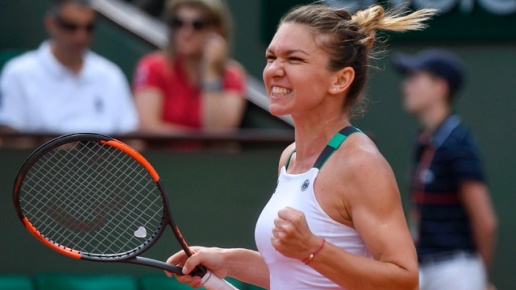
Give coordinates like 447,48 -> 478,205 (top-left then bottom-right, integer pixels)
329,67 -> 355,95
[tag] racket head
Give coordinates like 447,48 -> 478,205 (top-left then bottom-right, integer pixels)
12,133 -> 176,262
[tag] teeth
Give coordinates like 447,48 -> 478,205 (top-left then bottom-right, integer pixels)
271,86 -> 292,96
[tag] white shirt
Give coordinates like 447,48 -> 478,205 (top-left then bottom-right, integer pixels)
0,41 -> 138,134
255,166 -> 373,290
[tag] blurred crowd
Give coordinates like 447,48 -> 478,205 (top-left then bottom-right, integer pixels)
0,0 -> 248,150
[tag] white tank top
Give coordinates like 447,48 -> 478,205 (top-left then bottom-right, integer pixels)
254,127 -> 372,289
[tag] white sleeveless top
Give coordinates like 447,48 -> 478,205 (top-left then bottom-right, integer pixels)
254,127 -> 373,289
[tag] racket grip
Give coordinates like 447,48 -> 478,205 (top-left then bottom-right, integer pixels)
201,270 -> 239,290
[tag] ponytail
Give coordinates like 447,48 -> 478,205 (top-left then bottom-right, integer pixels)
280,4 -> 436,117
352,5 -> 437,47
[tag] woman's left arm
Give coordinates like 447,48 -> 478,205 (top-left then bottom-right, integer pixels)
315,149 -> 418,289
273,141 -> 419,290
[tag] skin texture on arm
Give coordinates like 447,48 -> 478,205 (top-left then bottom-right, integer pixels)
459,181 -> 498,269
272,134 -> 419,290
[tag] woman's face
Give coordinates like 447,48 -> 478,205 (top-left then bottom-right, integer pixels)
170,6 -> 214,57
263,23 -> 337,117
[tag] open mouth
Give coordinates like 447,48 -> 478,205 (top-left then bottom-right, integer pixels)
271,86 -> 292,96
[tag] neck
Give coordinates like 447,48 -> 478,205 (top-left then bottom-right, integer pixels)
51,44 -> 84,74
419,103 -> 451,135
291,112 -> 350,169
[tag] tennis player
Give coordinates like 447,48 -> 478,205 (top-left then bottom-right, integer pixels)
167,4 -> 435,289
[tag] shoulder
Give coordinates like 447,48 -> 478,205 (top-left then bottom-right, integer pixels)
341,133 -> 393,178
324,132 -> 397,199
1,51 -> 38,77
277,142 -> 296,173
136,52 -> 167,68
224,59 -> 246,79
133,52 -> 169,81
86,51 -> 125,75
221,59 -> 246,93
454,122 -> 478,144
315,132 -> 400,225
443,122 -> 481,152
225,59 -> 246,73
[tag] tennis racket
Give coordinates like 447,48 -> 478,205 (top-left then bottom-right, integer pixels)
12,133 -> 238,290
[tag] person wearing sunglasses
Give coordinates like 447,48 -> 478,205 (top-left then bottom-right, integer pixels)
0,0 -> 138,145
132,0 -> 247,150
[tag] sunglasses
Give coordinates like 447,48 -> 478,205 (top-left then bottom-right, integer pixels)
55,16 -> 96,33
168,17 -> 212,31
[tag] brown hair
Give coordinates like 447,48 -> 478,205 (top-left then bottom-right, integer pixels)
280,4 -> 436,117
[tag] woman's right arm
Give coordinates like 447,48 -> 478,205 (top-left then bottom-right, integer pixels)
166,247 -> 270,289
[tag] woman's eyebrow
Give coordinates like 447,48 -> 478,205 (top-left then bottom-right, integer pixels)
266,48 -> 310,56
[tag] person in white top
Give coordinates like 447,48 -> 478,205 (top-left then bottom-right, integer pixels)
0,0 -> 138,139
166,4 -> 435,289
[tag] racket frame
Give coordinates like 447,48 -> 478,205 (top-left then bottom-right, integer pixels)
12,133 -> 203,276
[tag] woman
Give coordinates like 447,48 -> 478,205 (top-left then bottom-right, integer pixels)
166,4 -> 435,289
132,0 -> 246,143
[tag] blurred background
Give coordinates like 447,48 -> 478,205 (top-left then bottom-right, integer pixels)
0,0 -> 515,289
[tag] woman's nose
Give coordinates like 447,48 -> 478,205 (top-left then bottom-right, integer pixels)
265,60 -> 285,78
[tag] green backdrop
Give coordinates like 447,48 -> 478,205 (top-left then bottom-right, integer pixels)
1,0 -> 516,288
0,148 -> 282,274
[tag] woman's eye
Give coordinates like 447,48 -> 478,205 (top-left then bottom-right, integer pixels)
266,55 -> 276,63
289,57 -> 303,63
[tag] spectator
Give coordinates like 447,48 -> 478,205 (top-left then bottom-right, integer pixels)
0,0 -> 138,142
392,48 -> 498,290
132,0 -> 247,148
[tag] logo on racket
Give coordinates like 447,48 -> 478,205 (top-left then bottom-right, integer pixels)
134,226 -> 147,238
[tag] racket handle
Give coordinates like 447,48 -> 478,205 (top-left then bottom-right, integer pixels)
201,270 -> 239,290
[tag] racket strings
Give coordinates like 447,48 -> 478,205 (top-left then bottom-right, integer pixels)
24,143 -> 161,254
26,145 -> 125,232
19,140 -> 165,257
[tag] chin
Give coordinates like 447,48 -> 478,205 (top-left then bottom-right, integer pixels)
269,105 -> 287,117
